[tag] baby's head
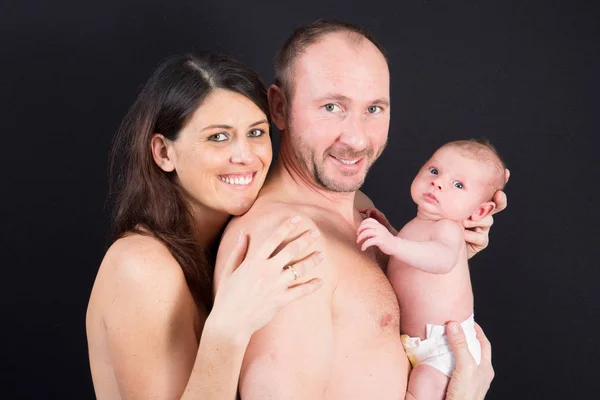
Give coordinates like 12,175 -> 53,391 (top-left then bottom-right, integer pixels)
410,139 -> 507,222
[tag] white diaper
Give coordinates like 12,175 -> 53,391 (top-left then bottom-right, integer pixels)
400,314 -> 481,377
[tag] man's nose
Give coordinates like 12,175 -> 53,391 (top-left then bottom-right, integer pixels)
230,137 -> 255,164
338,114 -> 367,150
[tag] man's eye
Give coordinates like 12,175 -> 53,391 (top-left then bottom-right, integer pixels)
367,105 -> 382,114
248,129 -> 265,137
454,181 -> 464,189
429,167 -> 438,175
208,133 -> 228,142
324,103 -> 341,112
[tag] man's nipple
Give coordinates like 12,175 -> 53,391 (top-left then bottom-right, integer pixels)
380,313 -> 393,328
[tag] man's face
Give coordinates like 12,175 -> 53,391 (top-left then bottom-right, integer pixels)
285,33 -> 390,193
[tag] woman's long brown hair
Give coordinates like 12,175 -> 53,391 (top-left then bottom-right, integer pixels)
107,52 -> 269,311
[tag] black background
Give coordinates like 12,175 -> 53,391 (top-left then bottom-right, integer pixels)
2,0 -> 598,398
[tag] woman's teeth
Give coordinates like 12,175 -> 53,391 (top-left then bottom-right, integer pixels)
218,174 -> 253,185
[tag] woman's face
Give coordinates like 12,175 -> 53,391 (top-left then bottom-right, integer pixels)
159,89 -> 272,216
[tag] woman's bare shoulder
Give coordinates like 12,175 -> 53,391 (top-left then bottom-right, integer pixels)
96,233 -> 192,309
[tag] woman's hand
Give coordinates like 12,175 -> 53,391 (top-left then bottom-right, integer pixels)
211,216 -> 324,339
464,169 -> 510,259
445,322 -> 495,400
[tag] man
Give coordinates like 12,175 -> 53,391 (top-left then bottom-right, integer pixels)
215,20 -> 505,399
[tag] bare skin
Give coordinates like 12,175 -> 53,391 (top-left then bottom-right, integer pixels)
357,145 -> 508,399
87,36 -> 503,400
215,171 -> 410,399
87,222 -> 324,400
86,89 -> 325,400
214,33 -> 503,399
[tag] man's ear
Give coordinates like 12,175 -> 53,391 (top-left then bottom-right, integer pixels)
470,201 -> 496,221
268,84 -> 287,131
150,134 -> 175,172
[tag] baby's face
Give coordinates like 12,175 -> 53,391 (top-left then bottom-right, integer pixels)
410,146 -> 494,221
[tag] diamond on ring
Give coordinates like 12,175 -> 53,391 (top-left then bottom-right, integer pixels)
286,265 -> 299,280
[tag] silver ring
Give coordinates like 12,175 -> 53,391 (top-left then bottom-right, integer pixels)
286,265 -> 299,280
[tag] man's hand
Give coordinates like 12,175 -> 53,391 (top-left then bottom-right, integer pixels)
357,207 -> 398,236
445,322 -> 494,400
357,218 -> 398,255
464,169 -> 510,259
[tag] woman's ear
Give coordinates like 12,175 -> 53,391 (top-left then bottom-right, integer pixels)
150,134 -> 175,172
268,84 -> 287,131
470,201 -> 496,221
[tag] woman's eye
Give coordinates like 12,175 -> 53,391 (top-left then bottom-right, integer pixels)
208,133 -> 228,142
429,167 -> 438,175
248,129 -> 265,137
367,105 -> 382,114
324,103 -> 341,112
454,181 -> 464,189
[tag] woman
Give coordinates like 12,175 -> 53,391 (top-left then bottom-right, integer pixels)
86,52 -> 324,399
86,52 -> 496,399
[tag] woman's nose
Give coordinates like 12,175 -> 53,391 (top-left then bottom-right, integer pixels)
230,138 -> 254,164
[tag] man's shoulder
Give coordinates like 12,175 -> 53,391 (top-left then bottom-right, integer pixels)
228,199 -> 316,237
354,189 -> 375,209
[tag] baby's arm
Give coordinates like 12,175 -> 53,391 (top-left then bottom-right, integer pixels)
357,219 -> 463,274
357,207 -> 398,236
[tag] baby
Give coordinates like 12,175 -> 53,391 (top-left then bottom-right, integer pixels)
357,139 -> 507,399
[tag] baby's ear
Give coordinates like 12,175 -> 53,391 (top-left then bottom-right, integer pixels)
470,201 -> 496,221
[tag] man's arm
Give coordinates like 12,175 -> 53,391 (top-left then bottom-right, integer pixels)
215,210 -> 334,399
465,171 -> 510,258
444,322 -> 494,400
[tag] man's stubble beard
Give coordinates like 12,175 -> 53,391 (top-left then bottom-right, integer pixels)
290,130 -> 387,193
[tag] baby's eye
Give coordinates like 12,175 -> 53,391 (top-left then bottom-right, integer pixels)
429,167 -> 438,175
324,103 -> 342,113
454,181 -> 464,189
367,105 -> 382,114
248,129 -> 265,137
208,133 -> 228,142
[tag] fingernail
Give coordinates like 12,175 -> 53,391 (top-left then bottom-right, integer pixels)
448,322 -> 460,334
311,229 -> 320,238
291,215 -> 301,224
236,231 -> 244,242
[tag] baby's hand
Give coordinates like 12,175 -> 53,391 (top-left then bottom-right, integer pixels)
357,207 -> 398,236
357,218 -> 398,255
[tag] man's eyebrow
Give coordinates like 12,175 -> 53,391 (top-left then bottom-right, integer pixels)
201,119 -> 268,132
371,98 -> 390,107
314,94 -> 352,103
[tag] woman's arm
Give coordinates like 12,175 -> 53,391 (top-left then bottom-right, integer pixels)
186,217 -> 325,399
180,315 -> 250,400
95,216 -> 324,400
99,235 -> 208,399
